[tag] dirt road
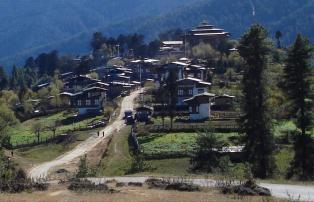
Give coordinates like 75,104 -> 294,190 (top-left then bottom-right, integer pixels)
89,177 -> 314,201
28,90 -> 141,180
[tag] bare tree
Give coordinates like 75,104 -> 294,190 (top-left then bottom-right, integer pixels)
32,122 -> 43,142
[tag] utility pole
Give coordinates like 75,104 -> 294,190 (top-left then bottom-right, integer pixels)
184,32 -> 187,58
116,44 -> 120,57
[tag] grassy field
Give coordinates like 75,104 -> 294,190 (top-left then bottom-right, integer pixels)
9,110 -> 105,146
97,126 -> 133,176
138,132 -> 238,155
15,130 -> 92,164
145,158 -> 191,176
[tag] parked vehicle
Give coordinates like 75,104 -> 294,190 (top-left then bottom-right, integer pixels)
124,110 -> 133,119
125,115 -> 135,125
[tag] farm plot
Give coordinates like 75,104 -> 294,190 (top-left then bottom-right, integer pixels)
9,111 -> 105,146
138,132 -> 237,159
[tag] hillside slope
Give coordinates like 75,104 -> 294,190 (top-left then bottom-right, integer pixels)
0,0 -> 197,68
1,0 -> 314,68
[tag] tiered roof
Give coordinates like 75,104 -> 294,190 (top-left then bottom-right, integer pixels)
189,21 -> 229,37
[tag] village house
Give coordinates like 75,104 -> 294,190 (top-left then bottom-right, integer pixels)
63,75 -> 100,93
97,66 -> 133,83
135,105 -> 154,122
62,87 -> 107,115
85,81 -> 110,89
107,81 -> 135,99
185,64 -> 209,81
184,92 -> 216,121
129,59 -> 160,82
211,94 -> 235,111
177,77 -> 212,106
159,41 -> 184,56
159,61 -> 189,84
59,72 -> 74,82
185,21 -> 229,47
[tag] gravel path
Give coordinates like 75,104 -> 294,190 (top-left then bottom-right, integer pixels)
28,90 -> 141,180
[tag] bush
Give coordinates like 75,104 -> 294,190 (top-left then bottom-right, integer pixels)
68,179 -> 115,193
127,182 -> 143,187
127,153 -> 154,174
165,183 -> 200,192
145,178 -> 200,192
145,178 -> 169,189
221,179 -> 271,196
0,180 -> 48,193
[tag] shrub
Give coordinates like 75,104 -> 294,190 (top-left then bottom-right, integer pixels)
68,179 -> 114,193
145,177 -> 200,192
127,153 -> 154,174
127,182 -> 143,187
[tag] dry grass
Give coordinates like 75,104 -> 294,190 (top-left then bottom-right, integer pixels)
0,184 -> 287,202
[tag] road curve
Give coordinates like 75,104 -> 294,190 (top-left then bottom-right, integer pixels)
28,89 -> 141,180
88,177 -> 314,201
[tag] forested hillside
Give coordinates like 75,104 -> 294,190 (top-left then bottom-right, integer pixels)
1,0 -> 314,69
0,0 -> 197,68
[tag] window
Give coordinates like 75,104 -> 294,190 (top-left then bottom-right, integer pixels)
189,89 -> 193,95
198,89 -> 204,94
178,89 -> 183,96
189,106 -> 192,113
196,106 -> 199,113
86,100 -> 91,106
78,100 -> 82,106
94,99 -> 99,105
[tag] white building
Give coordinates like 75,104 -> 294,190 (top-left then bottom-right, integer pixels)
184,92 -> 215,121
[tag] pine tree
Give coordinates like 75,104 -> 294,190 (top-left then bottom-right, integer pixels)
238,24 -> 276,179
0,66 -> 9,90
284,34 -> 314,180
275,31 -> 282,49
190,128 -> 223,172
76,154 -> 89,178
165,68 -> 178,129
10,65 -> 20,90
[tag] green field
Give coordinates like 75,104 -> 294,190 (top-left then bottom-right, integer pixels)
9,111 -> 104,146
138,132 -> 238,155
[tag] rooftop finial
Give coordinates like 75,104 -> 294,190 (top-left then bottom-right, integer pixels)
201,20 -> 209,25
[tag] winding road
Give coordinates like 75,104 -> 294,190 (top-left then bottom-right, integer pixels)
28,89 -> 141,180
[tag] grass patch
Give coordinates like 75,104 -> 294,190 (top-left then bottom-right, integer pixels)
274,145 -> 294,179
145,158 -> 191,176
9,110 -> 105,146
16,143 -> 73,164
138,132 -> 238,155
15,129 -> 92,164
97,126 -> 132,176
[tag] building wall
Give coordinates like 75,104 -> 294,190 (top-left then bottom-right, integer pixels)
177,85 -> 208,106
189,103 -> 210,121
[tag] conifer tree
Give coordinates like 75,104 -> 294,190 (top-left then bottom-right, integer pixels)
284,34 -> 314,180
165,69 -> 178,129
0,66 -> 8,90
10,65 -> 19,90
238,24 -> 276,178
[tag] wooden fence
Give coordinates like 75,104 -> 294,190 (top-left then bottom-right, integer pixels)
210,111 -> 241,120
137,121 -> 239,133
11,134 -> 73,149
